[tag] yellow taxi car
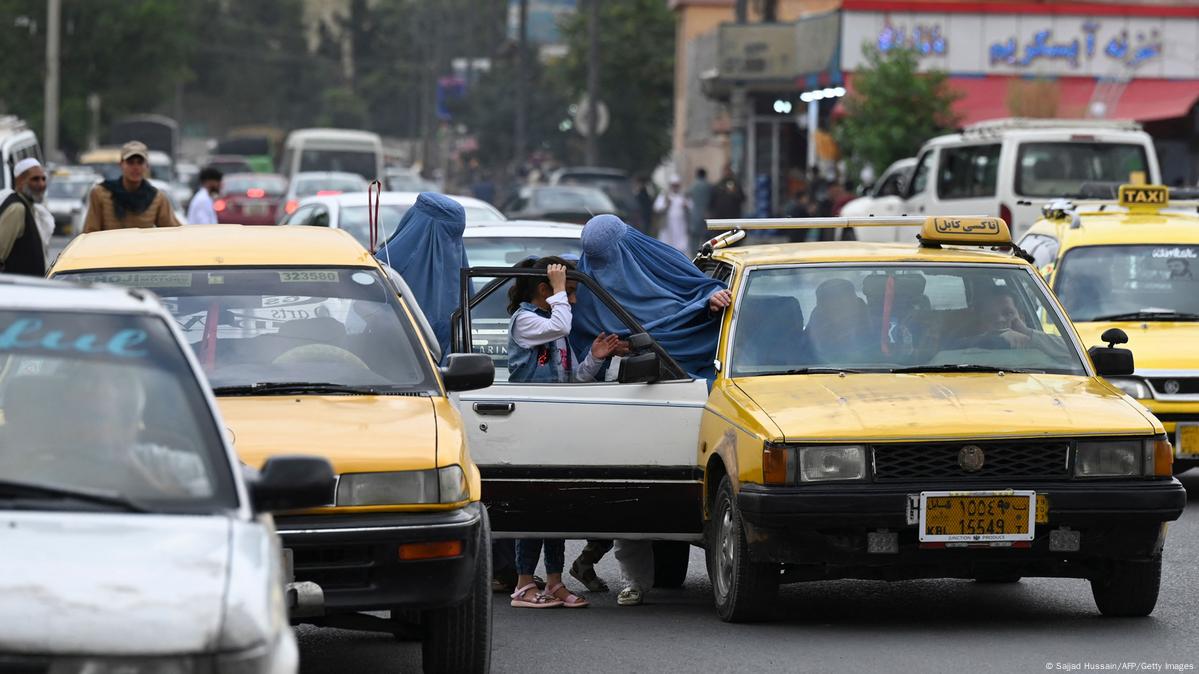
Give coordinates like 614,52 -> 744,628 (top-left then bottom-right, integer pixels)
449,215 -> 1185,623
1021,184 -> 1199,474
50,225 -> 496,674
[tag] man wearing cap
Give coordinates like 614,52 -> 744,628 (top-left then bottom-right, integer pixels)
83,141 -> 180,232
0,158 -> 49,275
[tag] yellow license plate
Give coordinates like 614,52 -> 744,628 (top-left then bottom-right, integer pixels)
919,491 -> 1036,542
1178,424 -> 1199,457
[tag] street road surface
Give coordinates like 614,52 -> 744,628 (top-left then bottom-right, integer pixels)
296,471 -> 1199,674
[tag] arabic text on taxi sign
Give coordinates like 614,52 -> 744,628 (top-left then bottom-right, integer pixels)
930,217 -> 1002,236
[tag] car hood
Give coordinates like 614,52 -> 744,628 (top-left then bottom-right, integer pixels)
219,395 -> 438,472
0,512 -> 230,656
732,373 -> 1157,442
1074,321 -> 1199,371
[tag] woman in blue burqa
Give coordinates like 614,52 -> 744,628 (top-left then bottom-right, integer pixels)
571,213 -> 732,381
374,192 -> 467,360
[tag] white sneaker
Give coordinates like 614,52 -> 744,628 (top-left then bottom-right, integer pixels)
617,586 -> 643,606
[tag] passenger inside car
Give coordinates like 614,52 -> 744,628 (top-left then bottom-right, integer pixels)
805,278 -> 871,364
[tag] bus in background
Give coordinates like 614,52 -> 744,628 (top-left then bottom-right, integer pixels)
215,126 -> 284,173
279,128 -> 384,183
109,114 -> 179,165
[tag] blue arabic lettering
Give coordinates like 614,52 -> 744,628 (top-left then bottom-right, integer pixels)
990,38 -> 1017,65
1020,31 -> 1080,68
1083,21 -> 1099,59
0,318 -> 149,358
1126,30 -> 1162,67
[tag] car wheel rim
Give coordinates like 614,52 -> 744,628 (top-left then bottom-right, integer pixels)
715,500 -> 735,600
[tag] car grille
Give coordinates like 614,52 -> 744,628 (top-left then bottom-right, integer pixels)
291,543 -> 377,591
1147,377 -> 1199,396
872,440 -> 1070,481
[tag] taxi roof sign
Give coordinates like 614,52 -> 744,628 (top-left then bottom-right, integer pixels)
918,216 -> 1011,247
1118,184 -> 1169,212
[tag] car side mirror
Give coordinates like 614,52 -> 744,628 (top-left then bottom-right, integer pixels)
627,332 -> 654,351
1088,345 -> 1134,377
1101,328 -> 1129,347
618,332 -> 661,384
441,352 -> 495,392
250,456 -> 335,512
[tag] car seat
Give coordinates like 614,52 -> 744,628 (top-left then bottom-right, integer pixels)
733,295 -> 806,369
805,278 -> 871,363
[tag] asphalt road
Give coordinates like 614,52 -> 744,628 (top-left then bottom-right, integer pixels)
296,470 -> 1199,674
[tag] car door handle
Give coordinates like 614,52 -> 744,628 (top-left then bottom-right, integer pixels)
473,402 -> 515,416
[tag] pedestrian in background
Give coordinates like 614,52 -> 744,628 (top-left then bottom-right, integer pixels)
186,167 -> 223,225
709,164 -> 745,220
687,167 -> 711,252
83,141 -> 180,232
633,175 -> 654,235
653,174 -> 692,254
0,158 -> 49,275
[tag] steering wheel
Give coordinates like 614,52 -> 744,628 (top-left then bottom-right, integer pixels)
272,344 -> 371,370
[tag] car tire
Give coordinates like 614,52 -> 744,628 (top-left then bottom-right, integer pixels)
652,541 -> 690,589
1091,556 -> 1162,618
422,507 -> 493,674
706,476 -> 778,623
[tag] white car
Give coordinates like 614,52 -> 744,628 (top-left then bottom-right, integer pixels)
0,276 -> 334,673
279,171 -> 369,218
278,191 -> 506,249
840,157 -> 915,242
46,168 -> 101,236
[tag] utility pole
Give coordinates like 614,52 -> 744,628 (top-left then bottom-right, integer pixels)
584,0 -> 599,166
729,0 -> 748,197
43,0 -> 61,161
514,0 -> 528,170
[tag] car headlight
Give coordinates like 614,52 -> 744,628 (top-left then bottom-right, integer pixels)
799,445 -> 867,482
1075,438 -> 1155,477
1106,377 -> 1153,399
336,466 -> 469,506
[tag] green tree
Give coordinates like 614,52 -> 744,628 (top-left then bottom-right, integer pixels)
834,45 -> 961,178
457,55 -> 572,168
553,0 -> 675,174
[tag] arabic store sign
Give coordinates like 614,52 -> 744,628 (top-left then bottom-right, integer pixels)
842,11 -> 1196,78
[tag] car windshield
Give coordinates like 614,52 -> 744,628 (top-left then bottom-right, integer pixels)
730,265 -> 1085,377
55,268 -> 437,393
533,188 -> 615,212
295,175 -> 368,197
224,174 -> 288,195
299,150 -> 377,180
0,310 -> 235,512
1016,142 -> 1149,198
464,236 -> 582,267
1054,244 -> 1199,322
47,180 -> 95,199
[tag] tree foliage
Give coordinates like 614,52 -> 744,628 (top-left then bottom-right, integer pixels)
834,45 -> 961,177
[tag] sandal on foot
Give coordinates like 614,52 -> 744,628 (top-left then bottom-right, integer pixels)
569,559 -> 609,593
617,586 -> 643,606
510,583 -> 563,608
546,582 -> 589,608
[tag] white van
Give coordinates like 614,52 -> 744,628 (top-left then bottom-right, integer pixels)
279,128 -> 384,183
841,157 -> 916,242
902,118 -> 1159,238
1,116 -> 42,191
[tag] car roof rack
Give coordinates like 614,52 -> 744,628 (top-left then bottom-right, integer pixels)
960,118 -> 1143,136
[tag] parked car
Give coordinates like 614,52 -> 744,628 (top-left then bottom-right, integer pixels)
501,185 -> 620,224
1020,183 -> 1199,474
448,214 -> 1186,621
46,167 -> 100,235
0,115 -> 41,192
216,172 -> 289,225
0,275 -> 334,674
279,171 -> 369,218
902,118 -> 1160,238
385,166 -> 439,192
279,191 -> 505,247
52,226 -> 497,673
552,166 -> 638,219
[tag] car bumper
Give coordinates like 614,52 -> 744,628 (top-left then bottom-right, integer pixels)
275,502 -> 484,613
736,480 -> 1185,578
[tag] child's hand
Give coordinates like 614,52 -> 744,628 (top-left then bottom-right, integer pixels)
708,289 -> 733,313
547,264 -> 568,294
591,332 -> 624,359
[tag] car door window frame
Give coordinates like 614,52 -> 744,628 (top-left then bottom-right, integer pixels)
451,266 -> 690,382
907,150 -> 936,198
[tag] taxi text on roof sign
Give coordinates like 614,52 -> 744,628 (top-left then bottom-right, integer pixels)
919,216 -> 1011,247
1118,184 -> 1169,212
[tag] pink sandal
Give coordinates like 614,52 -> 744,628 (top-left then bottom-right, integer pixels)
510,583 -> 563,608
545,582 -> 589,608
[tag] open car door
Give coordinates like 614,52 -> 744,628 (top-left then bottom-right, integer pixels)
451,267 -> 710,540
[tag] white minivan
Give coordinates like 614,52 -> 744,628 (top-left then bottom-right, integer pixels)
902,118 -> 1160,238
1,116 -> 42,191
279,128 -> 384,183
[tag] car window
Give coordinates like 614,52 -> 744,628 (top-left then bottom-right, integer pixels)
54,268 -> 438,393
47,180 -> 95,199
285,204 -> 317,225
299,151 -> 377,180
463,236 -> 582,267
295,175 -> 368,197
1016,142 -> 1149,198
908,151 -> 934,197
937,144 -> 1001,199
337,205 -> 410,248
1054,244 -> 1199,321
730,265 -> 1085,377
310,205 -> 330,228
1019,233 -> 1061,269
0,310 -> 235,512
533,188 -> 615,212
875,170 -> 906,198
